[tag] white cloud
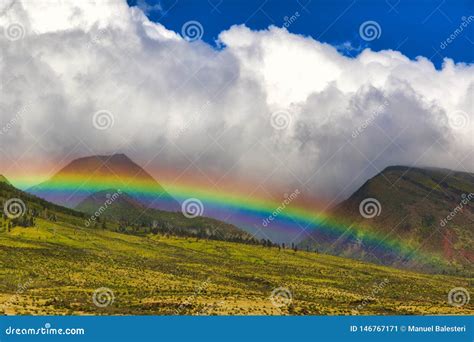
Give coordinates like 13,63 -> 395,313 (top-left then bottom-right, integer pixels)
0,0 -> 472,203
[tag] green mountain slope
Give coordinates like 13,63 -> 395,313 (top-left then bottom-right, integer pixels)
300,166 -> 474,272
0,175 -> 10,185
0,180 -> 87,228
2,178 -> 256,244
75,189 -> 257,243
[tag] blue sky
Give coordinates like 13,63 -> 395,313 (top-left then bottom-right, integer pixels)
128,0 -> 474,68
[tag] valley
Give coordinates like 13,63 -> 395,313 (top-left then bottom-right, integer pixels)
1,157 -> 473,316
0,220 -> 472,315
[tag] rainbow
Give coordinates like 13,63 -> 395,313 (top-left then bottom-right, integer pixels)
10,172 -> 442,265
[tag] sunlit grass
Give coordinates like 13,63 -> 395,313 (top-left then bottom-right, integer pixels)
0,219 -> 472,315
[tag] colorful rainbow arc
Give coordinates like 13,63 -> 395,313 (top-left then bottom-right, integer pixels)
12,173 -> 442,264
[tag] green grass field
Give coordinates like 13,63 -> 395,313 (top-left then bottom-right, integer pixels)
0,218 -> 472,315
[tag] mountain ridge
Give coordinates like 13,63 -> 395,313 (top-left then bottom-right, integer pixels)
299,165 -> 474,273
75,188 -> 257,242
28,153 -> 180,211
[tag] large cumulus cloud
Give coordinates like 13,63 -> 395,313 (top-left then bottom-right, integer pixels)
0,0 -> 472,205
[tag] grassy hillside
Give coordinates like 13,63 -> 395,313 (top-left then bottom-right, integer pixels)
75,189 -> 257,243
0,219 -> 472,315
1,181 -> 256,244
0,181 -> 87,228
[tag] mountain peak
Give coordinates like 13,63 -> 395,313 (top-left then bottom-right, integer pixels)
109,153 -> 132,161
69,153 -> 134,165
95,153 -> 133,163
381,165 -> 411,173
28,154 -> 180,211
